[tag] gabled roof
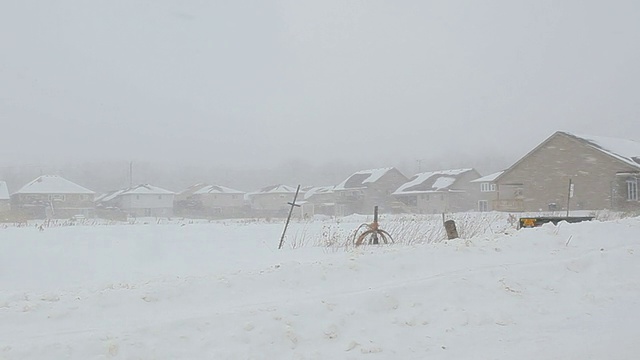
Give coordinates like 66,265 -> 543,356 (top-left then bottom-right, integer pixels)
120,184 -> 174,196
303,186 -> 334,200
334,167 -> 396,191
393,169 -> 474,195
177,183 -> 209,196
562,132 -> 640,169
96,189 -> 128,203
470,171 -> 504,183
193,184 -> 245,195
97,184 -> 173,203
496,131 -> 640,183
247,184 -> 299,197
0,181 -> 9,200
14,175 -> 94,195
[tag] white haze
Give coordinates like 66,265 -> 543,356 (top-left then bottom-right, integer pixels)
1,1 -> 639,191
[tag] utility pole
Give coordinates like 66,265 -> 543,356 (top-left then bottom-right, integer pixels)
566,178 -> 573,217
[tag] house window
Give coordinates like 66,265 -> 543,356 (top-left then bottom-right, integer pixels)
136,195 -> 140,200
478,200 -> 489,212
48,194 -> 65,202
158,195 -> 162,200
232,195 -> 238,200
480,183 -> 496,192
628,178 -> 638,201
421,194 -> 429,201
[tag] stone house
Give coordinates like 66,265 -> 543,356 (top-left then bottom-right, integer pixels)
469,171 -> 504,212
494,131 -> 640,212
11,175 -> 95,219
97,184 -> 174,218
334,167 -> 408,216
393,169 -> 481,214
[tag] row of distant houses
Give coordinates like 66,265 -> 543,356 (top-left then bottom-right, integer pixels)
1,131 -> 639,220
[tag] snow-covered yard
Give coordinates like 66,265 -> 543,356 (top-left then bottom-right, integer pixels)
1,214 -> 639,359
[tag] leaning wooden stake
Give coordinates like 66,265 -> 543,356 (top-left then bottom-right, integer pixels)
278,185 -> 301,250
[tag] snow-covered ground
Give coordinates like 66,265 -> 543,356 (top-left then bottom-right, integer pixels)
1,214 -> 639,359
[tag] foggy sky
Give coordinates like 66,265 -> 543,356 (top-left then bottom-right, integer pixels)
1,1 -> 639,173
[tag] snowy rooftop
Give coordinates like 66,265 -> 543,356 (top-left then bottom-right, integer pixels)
14,175 -> 95,195
563,132 -> 640,169
470,171 -> 505,183
120,184 -> 174,196
0,181 -> 9,200
334,167 -> 395,191
177,183 -> 209,196
96,189 -> 126,203
393,168 -> 474,195
247,184 -> 298,197
194,185 -> 245,195
98,184 -> 174,203
303,186 -> 335,200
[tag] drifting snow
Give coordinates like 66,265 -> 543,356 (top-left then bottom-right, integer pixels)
1,216 -> 639,359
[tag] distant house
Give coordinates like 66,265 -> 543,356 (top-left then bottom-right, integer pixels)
189,184 -> 247,218
0,181 -> 10,213
173,183 -> 208,217
247,184 -> 301,217
494,131 -> 640,212
97,184 -> 174,218
334,167 -> 408,216
300,186 -> 336,218
469,171 -> 504,212
11,175 -> 95,219
393,169 -> 481,214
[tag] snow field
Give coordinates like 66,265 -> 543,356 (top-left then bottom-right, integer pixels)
1,216 -> 639,359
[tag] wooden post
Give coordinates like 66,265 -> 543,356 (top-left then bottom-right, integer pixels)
371,206 -> 379,244
444,220 -> 459,239
278,185 -> 301,250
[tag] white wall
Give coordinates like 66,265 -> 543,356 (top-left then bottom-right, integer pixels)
119,193 -> 175,210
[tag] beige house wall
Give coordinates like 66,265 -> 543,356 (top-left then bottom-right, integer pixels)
11,193 -> 95,218
497,133 -> 639,212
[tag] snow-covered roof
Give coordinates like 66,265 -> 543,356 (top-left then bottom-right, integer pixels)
303,186 -> 334,200
120,184 -> 174,196
97,184 -> 174,203
563,132 -> 640,169
470,171 -> 504,183
96,189 -> 126,203
194,184 -> 245,195
0,181 -> 9,200
177,183 -> 209,196
334,167 -> 395,191
247,184 -> 299,197
14,175 -> 95,195
393,169 -> 474,195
